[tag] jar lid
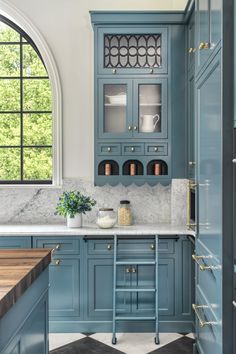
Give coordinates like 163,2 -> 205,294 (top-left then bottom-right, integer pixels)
99,208 -> 114,211
120,200 -> 130,204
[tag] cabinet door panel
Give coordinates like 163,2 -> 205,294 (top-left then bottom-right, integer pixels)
98,79 -> 132,139
49,258 -> 80,318
210,0 -> 222,49
196,0 -> 210,69
188,71 -> 196,179
197,54 -> 222,260
133,78 -> 168,139
0,237 -> 31,249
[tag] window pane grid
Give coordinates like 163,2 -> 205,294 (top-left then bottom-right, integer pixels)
0,24 -> 52,184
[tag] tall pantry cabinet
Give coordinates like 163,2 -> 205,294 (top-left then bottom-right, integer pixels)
187,0 -> 234,353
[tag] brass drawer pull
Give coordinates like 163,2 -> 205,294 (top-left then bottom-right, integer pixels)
192,304 -> 216,328
199,42 -> 210,50
150,244 -> 155,250
107,244 -> 112,250
131,147 -> 135,152
54,259 -> 61,266
192,254 -> 221,271
107,147 -> 111,152
52,244 -> 61,253
154,147 -> 158,152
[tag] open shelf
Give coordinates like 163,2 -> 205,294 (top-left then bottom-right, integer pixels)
122,160 -> 144,176
98,160 -> 119,175
147,160 -> 168,176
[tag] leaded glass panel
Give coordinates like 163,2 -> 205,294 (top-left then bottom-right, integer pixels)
104,34 -> 162,69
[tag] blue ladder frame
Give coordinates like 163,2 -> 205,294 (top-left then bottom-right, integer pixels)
112,234 -> 159,345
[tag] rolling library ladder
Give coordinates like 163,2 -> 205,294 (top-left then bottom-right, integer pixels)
112,234 -> 160,345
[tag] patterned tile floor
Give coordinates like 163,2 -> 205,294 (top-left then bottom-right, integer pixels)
50,332 -> 195,354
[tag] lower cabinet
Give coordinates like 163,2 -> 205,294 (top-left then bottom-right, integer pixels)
0,237 -> 31,249
0,235 -> 194,332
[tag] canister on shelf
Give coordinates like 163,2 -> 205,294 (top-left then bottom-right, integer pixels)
154,163 -> 162,176
130,162 -> 136,176
118,200 -> 133,226
105,163 -> 111,176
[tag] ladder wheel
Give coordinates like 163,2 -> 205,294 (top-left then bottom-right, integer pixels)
154,337 -> 160,345
112,337 -> 117,345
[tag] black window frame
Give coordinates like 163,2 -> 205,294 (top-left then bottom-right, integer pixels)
0,15 -> 53,185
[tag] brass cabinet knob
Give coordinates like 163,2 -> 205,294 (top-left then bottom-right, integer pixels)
54,260 -> 61,266
149,68 -> 154,74
132,267 -> 136,273
189,161 -> 196,166
112,69 -> 117,74
55,244 -> 61,250
107,244 -> 112,250
150,244 -> 155,250
107,147 -> 111,152
125,267 -> 131,273
131,147 -> 135,152
188,47 -> 193,53
199,42 -> 210,50
133,126 -> 137,131
128,125 -> 132,131
154,147 -> 158,152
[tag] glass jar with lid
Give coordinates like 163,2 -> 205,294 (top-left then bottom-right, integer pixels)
96,208 -> 116,229
117,200 -> 133,226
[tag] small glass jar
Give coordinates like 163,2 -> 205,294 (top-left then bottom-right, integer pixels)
117,200 -> 133,226
96,208 -> 116,229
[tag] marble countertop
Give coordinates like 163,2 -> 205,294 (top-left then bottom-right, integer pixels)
0,224 -> 195,237
0,249 -> 51,318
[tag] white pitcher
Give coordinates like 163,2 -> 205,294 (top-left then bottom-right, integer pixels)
140,114 -> 160,133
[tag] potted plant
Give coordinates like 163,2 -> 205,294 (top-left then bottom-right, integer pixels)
55,191 -> 96,228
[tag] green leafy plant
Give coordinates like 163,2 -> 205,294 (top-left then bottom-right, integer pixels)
55,191 -> 96,218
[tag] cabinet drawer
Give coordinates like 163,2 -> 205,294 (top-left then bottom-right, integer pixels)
97,143 -> 121,156
145,143 -> 168,156
118,238 -> 174,254
195,290 -> 219,354
122,144 -> 144,155
33,237 -> 80,255
87,239 -> 114,256
0,236 -> 31,249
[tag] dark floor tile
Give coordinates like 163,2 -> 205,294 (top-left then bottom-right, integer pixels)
81,332 -> 95,336
50,336 -> 125,354
148,336 -> 195,354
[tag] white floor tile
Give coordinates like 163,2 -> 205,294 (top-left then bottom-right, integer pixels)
49,333 -> 86,351
186,332 -> 195,339
90,332 -> 183,354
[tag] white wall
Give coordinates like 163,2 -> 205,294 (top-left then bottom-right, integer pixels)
5,0 -> 187,180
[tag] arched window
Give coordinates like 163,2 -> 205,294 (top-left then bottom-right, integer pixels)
0,15 -> 58,184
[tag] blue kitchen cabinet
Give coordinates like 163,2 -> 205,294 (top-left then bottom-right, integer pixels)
32,237 -> 82,325
195,0 -> 222,75
187,69 -> 196,179
98,78 -> 168,140
94,25 -> 168,75
0,237 -> 31,249
0,270 -> 49,354
195,52 -> 222,353
187,9 -> 196,73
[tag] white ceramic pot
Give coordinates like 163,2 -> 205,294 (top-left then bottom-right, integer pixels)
67,214 -> 82,228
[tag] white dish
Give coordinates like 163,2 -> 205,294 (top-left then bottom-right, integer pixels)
106,94 -> 127,105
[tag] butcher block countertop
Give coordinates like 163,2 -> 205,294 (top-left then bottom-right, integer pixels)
0,249 -> 51,319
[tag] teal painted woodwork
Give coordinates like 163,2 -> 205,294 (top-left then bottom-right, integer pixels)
195,0 -> 222,75
91,12 -> 187,186
195,52 -> 222,354
0,237 -> 31,249
187,69 -> 196,179
33,237 -> 81,321
0,235 -> 193,333
49,258 -> 81,319
96,26 -> 168,75
0,270 -> 49,354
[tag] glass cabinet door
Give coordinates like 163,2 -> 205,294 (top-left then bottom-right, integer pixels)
133,78 -> 168,138
98,79 -> 132,138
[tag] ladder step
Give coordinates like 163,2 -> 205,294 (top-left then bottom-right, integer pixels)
115,287 -> 156,292
116,260 -> 156,265
115,315 -> 156,320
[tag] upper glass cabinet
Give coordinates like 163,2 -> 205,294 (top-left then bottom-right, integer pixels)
97,27 -> 168,75
98,78 -> 167,139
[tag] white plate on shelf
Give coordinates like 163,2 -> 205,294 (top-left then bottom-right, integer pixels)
105,95 -> 127,105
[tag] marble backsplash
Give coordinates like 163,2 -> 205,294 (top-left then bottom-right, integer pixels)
0,179 -> 188,225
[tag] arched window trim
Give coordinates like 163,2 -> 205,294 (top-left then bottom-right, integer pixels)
0,0 -> 62,187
